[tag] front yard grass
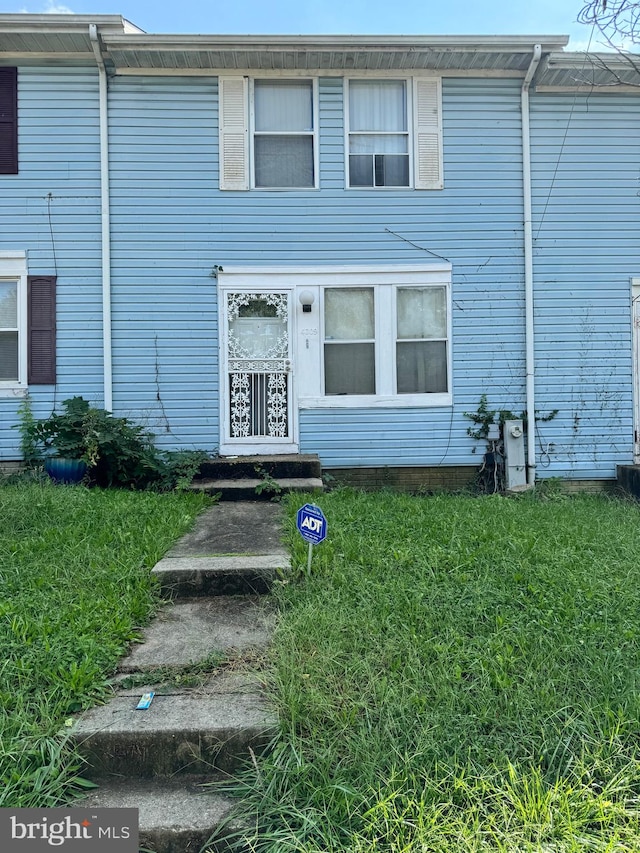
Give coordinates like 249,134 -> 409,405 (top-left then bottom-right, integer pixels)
0,480 -> 208,808
226,488 -> 640,852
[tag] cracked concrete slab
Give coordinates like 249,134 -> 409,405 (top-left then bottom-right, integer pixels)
119,596 -> 275,672
167,501 -> 287,557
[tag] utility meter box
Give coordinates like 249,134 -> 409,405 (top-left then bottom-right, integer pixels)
503,419 -> 526,490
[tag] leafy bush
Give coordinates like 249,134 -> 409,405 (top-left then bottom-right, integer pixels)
20,396 -> 206,490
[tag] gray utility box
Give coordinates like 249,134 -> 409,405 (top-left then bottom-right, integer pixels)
503,419 -> 526,490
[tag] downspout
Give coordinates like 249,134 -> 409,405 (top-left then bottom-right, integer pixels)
89,24 -> 113,412
521,44 -> 542,486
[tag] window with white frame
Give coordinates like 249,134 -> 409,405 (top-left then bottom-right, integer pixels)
346,77 -> 443,191
219,76 -> 317,190
0,253 -> 26,390
253,80 -> 315,188
321,281 -> 449,399
348,80 -> 410,188
324,287 -> 376,394
287,265 -> 452,407
218,75 -> 442,191
395,286 -> 448,393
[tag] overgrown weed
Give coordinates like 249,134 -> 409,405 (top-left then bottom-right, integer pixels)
214,488 -> 640,852
0,480 -> 208,806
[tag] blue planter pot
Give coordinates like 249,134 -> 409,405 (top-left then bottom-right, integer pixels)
45,457 -> 87,485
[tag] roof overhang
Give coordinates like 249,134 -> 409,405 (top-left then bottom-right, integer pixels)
0,15 -> 142,64
0,16 -> 571,75
6,14 -> 637,90
538,50 -> 640,90
100,33 -> 570,75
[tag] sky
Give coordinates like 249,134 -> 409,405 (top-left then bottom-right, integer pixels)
0,0 -> 620,52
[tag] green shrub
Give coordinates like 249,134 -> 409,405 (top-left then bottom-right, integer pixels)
20,396 -> 206,491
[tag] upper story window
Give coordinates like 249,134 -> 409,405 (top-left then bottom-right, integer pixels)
219,76 -> 318,191
348,80 -> 409,188
253,80 -> 316,188
0,67 -> 18,175
219,74 -> 442,192
346,76 -> 443,191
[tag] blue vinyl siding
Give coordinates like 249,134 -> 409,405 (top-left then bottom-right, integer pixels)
530,92 -> 640,479
105,75 -> 528,464
0,67 -> 103,459
295,78 -> 527,466
108,76 -> 219,451
2,62 -> 639,481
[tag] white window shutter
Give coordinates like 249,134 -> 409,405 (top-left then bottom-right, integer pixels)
413,77 -> 443,190
219,76 -> 249,191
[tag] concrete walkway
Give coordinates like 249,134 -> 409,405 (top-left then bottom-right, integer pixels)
71,501 -> 288,853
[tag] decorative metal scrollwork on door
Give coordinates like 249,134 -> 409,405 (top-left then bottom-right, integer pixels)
227,293 -> 290,439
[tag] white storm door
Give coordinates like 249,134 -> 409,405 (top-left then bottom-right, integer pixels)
221,289 -> 297,454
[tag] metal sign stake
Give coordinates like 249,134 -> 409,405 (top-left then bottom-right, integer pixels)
296,503 -> 328,577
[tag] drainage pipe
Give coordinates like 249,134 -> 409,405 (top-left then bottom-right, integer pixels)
521,44 -> 542,486
89,24 -> 113,412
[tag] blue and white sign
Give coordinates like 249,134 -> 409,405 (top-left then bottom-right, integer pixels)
296,503 -> 327,545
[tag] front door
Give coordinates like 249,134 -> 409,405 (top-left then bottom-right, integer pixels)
220,289 -> 297,454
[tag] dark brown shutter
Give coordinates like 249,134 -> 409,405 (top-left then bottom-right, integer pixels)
28,275 -> 56,385
0,68 -> 18,175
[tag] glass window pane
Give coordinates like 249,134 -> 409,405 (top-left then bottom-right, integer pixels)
397,341 -> 447,393
325,288 -> 374,340
0,282 -> 17,328
375,154 -> 409,187
325,343 -> 375,394
0,331 -> 18,381
349,134 -> 408,155
397,287 -> 447,339
255,80 -> 313,132
349,80 -> 407,132
229,317 -> 287,359
254,135 -> 314,187
349,154 -> 373,187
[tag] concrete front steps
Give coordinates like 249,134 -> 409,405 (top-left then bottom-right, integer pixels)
191,454 -> 323,500
70,502 -> 288,853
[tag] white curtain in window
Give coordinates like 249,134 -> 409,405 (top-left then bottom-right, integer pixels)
397,287 -> 446,339
349,81 -> 406,132
397,340 -> 447,393
349,134 -> 408,154
325,288 -> 374,340
0,282 -> 17,328
255,81 -> 313,132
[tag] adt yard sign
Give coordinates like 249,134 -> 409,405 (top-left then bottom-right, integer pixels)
297,503 -> 327,545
